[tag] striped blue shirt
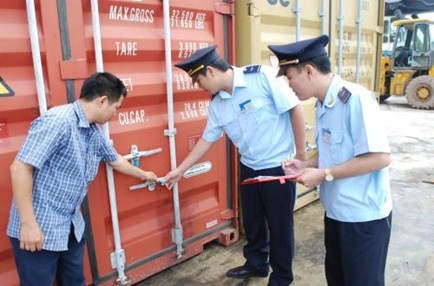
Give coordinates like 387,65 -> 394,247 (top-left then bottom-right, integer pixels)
7,101 -> 118,251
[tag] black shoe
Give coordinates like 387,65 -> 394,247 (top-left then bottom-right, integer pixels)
226,265 -> 268,279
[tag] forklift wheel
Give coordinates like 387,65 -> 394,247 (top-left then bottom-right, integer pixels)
405,76 -> 434,110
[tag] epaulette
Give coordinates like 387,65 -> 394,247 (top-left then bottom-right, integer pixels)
243,65 -> 262,74
338,87 -> 352,103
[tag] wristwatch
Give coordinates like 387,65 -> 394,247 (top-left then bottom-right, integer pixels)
324,168 -> 334,182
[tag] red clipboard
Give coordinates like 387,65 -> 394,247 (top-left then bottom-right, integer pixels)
241,174 -> 300,185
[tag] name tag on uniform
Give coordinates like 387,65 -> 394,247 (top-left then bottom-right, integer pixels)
239,99 -> 254,112
322,128 -> 332,144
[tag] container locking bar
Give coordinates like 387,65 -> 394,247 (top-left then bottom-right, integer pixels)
123,145 -> 162,167
123,146 -> 162,191
129,178 -> 166,192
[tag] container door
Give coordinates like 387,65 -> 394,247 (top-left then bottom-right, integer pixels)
0,1 -> 237,285
57,1 -> 237,284
0,1 -> 65,285
328,0 -> 384,91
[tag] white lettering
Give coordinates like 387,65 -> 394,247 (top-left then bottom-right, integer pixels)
198,100 -> 209,108
118,110 -> 146,126
171,9 -> 206,30
199,108 -> 208,116
194,13 -> 206,29
121,78 -> 133,92
109,5 -> 155,23
174,73 -> 198,91
115,42 -> 138,56
180,101 -> 209,120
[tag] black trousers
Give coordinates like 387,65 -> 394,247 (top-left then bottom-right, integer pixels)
240,163 -> 296,286
10,225 -> 86,286
324,212 -> 392,286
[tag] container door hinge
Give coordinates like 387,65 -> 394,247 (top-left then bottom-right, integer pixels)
110,249 -> 130,285
171,226 -> 184,259
110,249 -> 126,269
214,2 -> 234,15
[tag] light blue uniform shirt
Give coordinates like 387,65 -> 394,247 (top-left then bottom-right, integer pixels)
316,75 -> 392,222
7,101 -> 118,251
202,65 -> 299,170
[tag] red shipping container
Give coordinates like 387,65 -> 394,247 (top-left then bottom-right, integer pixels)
0,1 -> 238,285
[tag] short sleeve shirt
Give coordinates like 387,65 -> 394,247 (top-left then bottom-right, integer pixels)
7,101 -> 118,251
316,75 -> 392,222
202,65 -> 300,170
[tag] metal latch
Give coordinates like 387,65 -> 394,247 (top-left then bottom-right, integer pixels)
123,145 -> 162,167
123,145 -> 163,191
129,178 -> 166,192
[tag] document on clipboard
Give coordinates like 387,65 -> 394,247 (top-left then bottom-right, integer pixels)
241,173 -> 300,185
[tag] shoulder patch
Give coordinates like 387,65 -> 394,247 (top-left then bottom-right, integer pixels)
243,65 -> 262,74
338,87 -> 352,104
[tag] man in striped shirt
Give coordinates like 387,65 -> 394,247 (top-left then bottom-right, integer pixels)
7,72 -> 158,286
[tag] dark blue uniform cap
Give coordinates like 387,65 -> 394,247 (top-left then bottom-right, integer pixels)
174,45 -> 219,82
268,35 -> 329,77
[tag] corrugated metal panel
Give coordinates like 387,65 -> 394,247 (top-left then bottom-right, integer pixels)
235,0 -> 385,208
0,1 -> 236,285
0,2 -> 42,285
236,0 -> 384,92
328,0 -> 381,90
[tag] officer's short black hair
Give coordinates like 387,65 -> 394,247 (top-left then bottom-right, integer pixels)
295,55 -> 331,75
80,72 -> 127,103
196,58 -> 231,78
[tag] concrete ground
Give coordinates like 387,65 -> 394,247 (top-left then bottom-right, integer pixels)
138,96 -> 434,286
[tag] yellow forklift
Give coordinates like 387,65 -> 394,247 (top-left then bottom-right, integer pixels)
380,18 -> 434,109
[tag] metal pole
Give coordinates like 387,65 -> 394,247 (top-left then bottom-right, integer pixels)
356,0 -> 363,83
338,0 -> 344,75
90,0 -> 128,283
26,0 -> 47,114
162,0 -> 184,259
294,0 -> 301,41
320,0 -> 327,35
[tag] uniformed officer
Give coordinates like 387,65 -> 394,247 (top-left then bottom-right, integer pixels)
269,35 -> 393,286
164,45 -> 306,286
